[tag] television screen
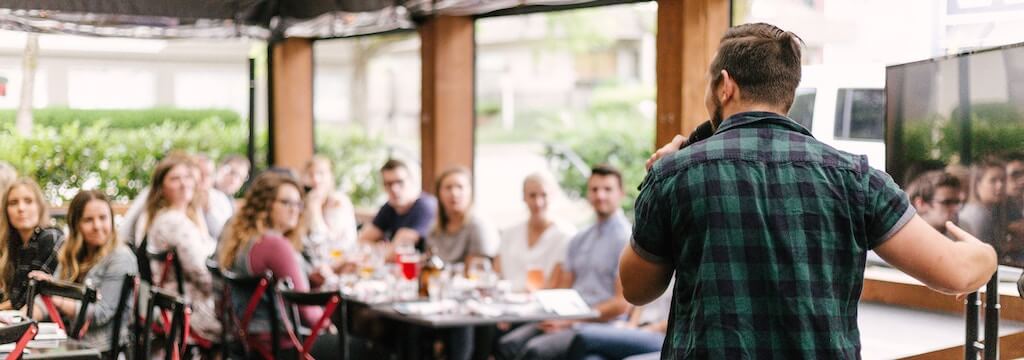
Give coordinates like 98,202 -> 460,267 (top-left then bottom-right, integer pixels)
886,43 -> 1024,268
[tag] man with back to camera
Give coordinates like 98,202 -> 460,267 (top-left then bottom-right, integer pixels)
358,159 -> 437,248
620,23 -> 997,358
906,170 -> 963,234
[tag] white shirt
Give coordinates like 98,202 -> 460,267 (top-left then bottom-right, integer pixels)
497,221 -> 576,291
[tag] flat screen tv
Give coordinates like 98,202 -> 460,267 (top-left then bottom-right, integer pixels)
886,42 -> 1024,268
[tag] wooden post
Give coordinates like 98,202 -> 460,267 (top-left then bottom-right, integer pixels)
420,16 -> 475,193
270,38 -> 315,170
655,0 -> 730,148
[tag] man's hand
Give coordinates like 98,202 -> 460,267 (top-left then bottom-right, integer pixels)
646,135 -> 687,171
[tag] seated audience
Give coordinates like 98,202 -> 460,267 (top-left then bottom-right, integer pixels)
138,155 -> 221,340
359,159 -> 437,249
301,155 -> 358,265
28,190 -> 137,353
0,178 -> 64,311
219,172 -> 334,358
495,172 -> 575,291
499,165 -> 632,360
906,170 -> 963,234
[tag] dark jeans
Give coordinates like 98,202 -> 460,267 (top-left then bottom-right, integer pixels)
498,323 -> 575,360
567,324 -> 664,360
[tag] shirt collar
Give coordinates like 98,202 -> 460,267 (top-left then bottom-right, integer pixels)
714,111 -> 813,137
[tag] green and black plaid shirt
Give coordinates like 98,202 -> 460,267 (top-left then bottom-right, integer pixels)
632,112 -> 914,359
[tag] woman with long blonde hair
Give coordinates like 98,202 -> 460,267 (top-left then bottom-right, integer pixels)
29,190 -> 137,353
0,178 -> 63,310
220,171 -> 334,358
137,154 -> 221,340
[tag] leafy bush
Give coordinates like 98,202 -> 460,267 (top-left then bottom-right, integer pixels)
0,119 -> 259,204
314,126 -> 388,207
0,107 -> 242,129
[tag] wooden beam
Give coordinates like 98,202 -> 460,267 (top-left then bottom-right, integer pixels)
655,0 -> 729,148
419,16 -> 475,193
270,38 -> 314,170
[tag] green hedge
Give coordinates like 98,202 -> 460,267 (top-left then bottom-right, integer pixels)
900,103 -> 1024,176
0,107 -> 242,129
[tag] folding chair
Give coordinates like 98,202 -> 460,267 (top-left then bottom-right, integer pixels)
278,285 -> 345,360
108,274 -> 138,360
0,320 -> 38,360
138,287 -> 188,360
25,279 -> 98,340
222,268 -> 280,360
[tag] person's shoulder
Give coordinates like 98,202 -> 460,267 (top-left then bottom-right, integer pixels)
106,245 -> 139,270
417,194 -> 438,207
36,227 -> 64,243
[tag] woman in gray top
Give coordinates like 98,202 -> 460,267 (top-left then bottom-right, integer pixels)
30,190 -> 138,353
426,167 -> 499,264
960,159 -> 1007,247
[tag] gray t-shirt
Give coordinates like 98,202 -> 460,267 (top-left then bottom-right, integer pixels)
426,214 -> 499,264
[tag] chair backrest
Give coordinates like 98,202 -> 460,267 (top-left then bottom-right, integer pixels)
108,274 -> 137,360
205,258 -> 229,359
147,248 -> 185,296
131,237 -> 153,285
0,320 -> 37,360
139,287 -> 188,360
277,285 -> 344,360
25,279 -> 98,339
221,268 -> 280,360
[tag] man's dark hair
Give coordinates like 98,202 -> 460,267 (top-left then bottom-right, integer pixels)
906,170 -> 962,203
1002,151 -> 1024,163
590,164 -> 623,189
380,159 -> 409,173
708,23 -> 804,111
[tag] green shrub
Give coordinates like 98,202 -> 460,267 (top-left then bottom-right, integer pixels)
314,126 -> 388,207
0,107 -> 242,129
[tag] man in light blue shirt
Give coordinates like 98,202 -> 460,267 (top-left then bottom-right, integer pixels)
498,165 -> 632,360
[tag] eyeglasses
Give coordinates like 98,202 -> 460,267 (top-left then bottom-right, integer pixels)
275,199 -> 304,209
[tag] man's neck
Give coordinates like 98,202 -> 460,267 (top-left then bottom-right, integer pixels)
718,103 -> 789,127
392,195 -> 417,214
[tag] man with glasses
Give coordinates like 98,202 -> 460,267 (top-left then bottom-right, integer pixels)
358,159 -> 437,248
906,170 -> 963,234
214,154 -> 251,197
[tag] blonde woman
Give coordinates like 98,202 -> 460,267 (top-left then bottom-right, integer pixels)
29,190 -> 137,353
137,155 -> 221,340
301,155 -> 358,265
0,178 -> 63,310
495,172 -> 576,292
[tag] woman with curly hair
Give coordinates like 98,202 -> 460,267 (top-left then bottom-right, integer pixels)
219,171 -> 332,358
0,178 -> 63,311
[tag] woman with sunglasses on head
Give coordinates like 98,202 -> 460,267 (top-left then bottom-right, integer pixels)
0,178 -> 64,311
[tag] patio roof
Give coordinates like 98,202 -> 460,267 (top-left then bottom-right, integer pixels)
0,0 -> 646,40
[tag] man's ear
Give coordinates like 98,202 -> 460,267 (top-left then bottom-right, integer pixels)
912,197 -> 927,211
718,69 -> 737,104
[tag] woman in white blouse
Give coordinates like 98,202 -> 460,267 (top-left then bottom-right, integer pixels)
495,172 -> 576,291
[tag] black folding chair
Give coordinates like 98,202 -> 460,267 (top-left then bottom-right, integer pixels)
138,287 -> 188,360
206,258 -> 230,359
0,320 -> 37,360
108,274 -> 138,360
278,285 -> 345,360
26,279 -> 97,340
222,268 -> 280,360
147,249 -> 185,297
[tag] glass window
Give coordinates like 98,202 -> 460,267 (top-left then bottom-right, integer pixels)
788,88 -> 816,130
833,88 -> 884,140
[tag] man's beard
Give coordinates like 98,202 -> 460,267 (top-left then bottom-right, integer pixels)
711,94 -> 724,130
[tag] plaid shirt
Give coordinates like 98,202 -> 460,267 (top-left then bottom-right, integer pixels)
3,227 -> 62,310
632,112 -> 914,359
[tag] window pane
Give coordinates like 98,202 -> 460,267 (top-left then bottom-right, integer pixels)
788,88 -> 816,130
835,88 -> 883,140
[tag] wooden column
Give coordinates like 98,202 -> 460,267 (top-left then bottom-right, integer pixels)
270,38 -> 315,170
655,0 -> 730,148
420,16 -> 475,193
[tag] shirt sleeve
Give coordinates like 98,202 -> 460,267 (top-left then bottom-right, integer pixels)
371,204 -> 394,232
630,171 -> 674,264
253,236 -> 324,326
87,248 -> 138,326
864,167 -> 916,249
407,196 -> 438,240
